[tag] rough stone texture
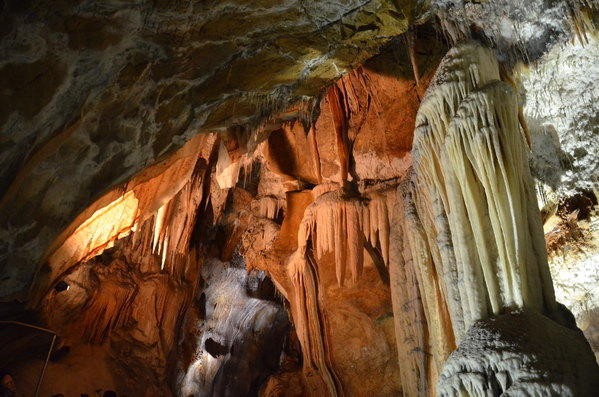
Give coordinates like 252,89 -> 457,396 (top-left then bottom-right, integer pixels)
522,34 -> 599,196
438,310 -> 599,397
545,207 -> 599,361
0,0 -> 416,299
432,0 -> 592,63
178,258 -> 290,397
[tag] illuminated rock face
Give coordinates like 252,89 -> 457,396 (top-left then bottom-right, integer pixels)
9,38 -> 434,395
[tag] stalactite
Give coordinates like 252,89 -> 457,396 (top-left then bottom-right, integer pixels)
215,137 -> 259,190
287,250 -> 340,397
364,191 -> 393,267
40,134 -> 216,303
291,186 -> 395,289
410,42 -> 557,339
297,190 -> 363,286
407,27 -> 421,88
152,204 -> 167,257
133,162 -> 208,282
46,156 -> 210,370
215,139 -> 242,189
285,183 -> 399,396
257,195 -> 283,220
47,190 -> 140,273
327,85 -> 351,183
308,126 -> 323,184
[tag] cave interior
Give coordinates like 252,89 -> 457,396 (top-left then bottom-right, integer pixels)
0,1 -> 598,396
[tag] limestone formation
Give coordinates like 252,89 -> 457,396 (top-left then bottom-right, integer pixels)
0,2 -> 598,396
438,310 -> 599,397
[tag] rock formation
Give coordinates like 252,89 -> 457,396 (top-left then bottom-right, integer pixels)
0,1 -> 598,396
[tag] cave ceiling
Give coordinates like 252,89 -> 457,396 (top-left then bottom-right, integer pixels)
0,0 -> 426,297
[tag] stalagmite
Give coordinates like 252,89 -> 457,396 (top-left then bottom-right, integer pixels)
438,310 -> 599,396
396,177 -> 457,388
388,184 -> 431,396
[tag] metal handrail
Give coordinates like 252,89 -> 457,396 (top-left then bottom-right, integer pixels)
0,320 -> 57,397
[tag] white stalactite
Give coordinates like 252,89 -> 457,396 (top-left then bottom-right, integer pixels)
409,41 -> 557,339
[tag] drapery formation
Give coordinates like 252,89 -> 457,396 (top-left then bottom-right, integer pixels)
286,185 -> 396,396
387,42 -> 561,395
